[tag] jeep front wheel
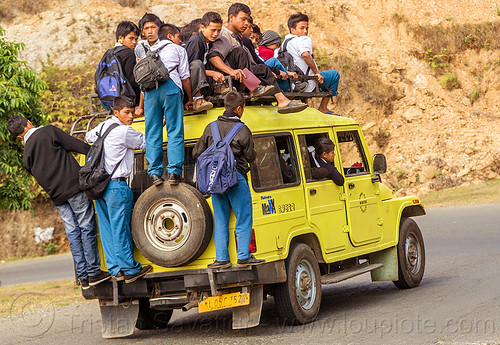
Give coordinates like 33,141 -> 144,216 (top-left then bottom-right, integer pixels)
131,183 -> 213,267
393,217 -> 425,289
274,243 -> 322,324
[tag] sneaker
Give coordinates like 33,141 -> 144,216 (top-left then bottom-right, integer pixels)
277,100 -> 308,114
88,271 -> 112,286
293,81 -> 308,93
193,98 -> 213,113
115,271 -> 125,281
236,255 -> 266,267
79,278 -> 90,290
151,174 -> 164,186
167,173 -> 181,185
250,85 -> 275,101
124,265 -> 152,284
207,260 -> 232,269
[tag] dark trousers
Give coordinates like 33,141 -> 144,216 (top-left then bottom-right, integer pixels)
224,47 -> 281,95
189,59 -> 211,97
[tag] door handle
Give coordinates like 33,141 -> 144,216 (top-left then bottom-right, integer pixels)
309,189 -> 317,196
348,183 -> 355,189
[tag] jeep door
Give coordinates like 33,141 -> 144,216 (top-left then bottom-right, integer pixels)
295,129 -> 348,253
335,127 -> 383,246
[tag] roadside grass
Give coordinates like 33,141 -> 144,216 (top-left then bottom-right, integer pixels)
0,280 -> 85,318
421,179 -> 500,207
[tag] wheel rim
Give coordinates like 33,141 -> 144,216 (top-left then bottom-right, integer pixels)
294,258 -> 317,310
143,198 -> 191,252
405,233 -> 422,275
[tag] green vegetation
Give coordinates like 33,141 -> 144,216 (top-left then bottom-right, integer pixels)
469,88 -> 480,104
0,27 -> 48,211
44,243 -> 59,255
439,72 -> 460,90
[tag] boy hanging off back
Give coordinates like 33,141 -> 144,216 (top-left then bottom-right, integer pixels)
185,11 -> 225,110
7,116 -> 110,289
283,12 -> 341,114
207,3 -> 307,114
144,23 -> 193,186
86,96 -> 151,283
193,91 -> 265,268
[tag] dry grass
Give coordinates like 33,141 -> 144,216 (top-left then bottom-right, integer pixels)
0,280 -> 85,318
329,55 -> 400,115
0,0 -> 49,23
421,179 -> 500,207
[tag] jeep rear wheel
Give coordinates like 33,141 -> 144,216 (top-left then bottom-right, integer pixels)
393,217 -> 425,289
131,183 -> 213,267
274,243 -> 322,324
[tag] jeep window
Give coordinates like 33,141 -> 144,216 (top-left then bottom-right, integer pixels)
337,130 -> 369,176
130,145 -> 196,201
251,133 -> 299,191
298,133 -> 333,182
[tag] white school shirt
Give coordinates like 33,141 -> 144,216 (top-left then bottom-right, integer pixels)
281,34 -> 318,92
151,40 -> 190,90
85,116 -> 145,179
23,127 -> 41,143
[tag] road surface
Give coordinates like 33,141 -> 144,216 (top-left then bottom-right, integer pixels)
0,203 -> 499,344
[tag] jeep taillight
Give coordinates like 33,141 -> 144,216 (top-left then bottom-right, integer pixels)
235,229 -> 257,253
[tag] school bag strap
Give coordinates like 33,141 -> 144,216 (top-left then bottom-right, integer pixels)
98,123 -> 122,176
209,121 -> 245,146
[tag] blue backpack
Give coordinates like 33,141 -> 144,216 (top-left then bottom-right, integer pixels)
94,46 -> 136,109
196,121 -> 245,195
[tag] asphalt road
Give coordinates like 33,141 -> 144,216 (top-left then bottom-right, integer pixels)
1,203 -> 499,344
0,253 -> 75,286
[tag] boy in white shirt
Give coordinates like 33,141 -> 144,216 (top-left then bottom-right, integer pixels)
282,12 -> 341,114
86,96 -> 151,283
144,24 -> 194,186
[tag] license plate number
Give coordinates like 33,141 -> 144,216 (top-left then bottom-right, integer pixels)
198,292 -> 250,313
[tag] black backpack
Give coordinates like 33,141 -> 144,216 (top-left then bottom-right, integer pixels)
94,46 -> 136,108
79,123 -> 120,200
133,42 -> 173,91
277,37 -> 311,76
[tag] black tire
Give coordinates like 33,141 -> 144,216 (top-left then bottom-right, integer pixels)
274,243 -> 322,324
131,182 -> 213,267
135,298 -> 173,330
393,217 -> 425,289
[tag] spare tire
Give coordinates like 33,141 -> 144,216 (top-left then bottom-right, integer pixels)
131,182 -> 213,267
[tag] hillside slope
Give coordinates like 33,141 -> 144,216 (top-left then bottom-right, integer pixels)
2,0 -> 500,196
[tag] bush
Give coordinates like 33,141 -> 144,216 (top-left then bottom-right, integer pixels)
470,89 -> 480,104
0,0 -> 49,23
0,27 -> 47,211
439,72 -> 460,90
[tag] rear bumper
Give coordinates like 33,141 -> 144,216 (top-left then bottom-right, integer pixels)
82,260 -> 286,301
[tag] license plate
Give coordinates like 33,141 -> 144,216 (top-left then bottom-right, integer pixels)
198,292 -> 250,313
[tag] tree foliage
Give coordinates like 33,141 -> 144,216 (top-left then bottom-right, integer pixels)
0,27 -> 48,210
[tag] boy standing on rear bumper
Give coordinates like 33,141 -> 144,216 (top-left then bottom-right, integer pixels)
86,96 -> 151,283
193,91 -> 265,268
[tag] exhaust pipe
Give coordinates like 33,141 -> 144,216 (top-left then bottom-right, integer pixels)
182,299 -> 198,311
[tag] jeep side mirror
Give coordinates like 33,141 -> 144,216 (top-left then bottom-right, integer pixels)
373,154 -> 387,175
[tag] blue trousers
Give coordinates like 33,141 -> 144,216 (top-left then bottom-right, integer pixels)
318,70 -> 340,96
144,78 -> 185,177
95,180 -> 141,276
55,191 -> 101,280
211,172 -> 253,262
264,58 -> 291,92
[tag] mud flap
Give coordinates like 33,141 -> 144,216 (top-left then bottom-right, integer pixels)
369,246 -> 399,281
232,285 -> 263,330
100,299 -> 139,338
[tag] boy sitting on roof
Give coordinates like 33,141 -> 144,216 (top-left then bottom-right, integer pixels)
282,12 -> 341,114
207,3 -> 307,114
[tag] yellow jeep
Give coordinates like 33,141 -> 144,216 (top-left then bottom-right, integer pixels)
73,95 -> 425,338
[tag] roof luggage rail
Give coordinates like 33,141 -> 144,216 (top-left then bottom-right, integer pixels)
70,94 -> 111,139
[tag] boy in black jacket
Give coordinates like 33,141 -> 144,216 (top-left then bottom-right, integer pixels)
7,115 -> 110,289
193,92 -> 265,268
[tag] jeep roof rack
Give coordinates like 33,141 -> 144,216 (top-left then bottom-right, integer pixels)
71,76 -> 332,138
